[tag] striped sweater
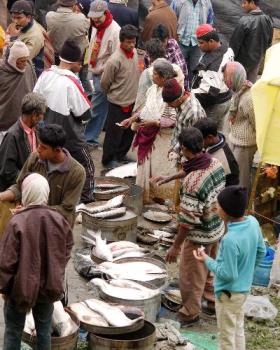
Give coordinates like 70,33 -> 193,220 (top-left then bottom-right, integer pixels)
178,158 -> 226,244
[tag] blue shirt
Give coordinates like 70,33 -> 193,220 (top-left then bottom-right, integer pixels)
205,215 -> 266,298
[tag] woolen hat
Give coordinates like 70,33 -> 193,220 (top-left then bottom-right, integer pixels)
58,0 -> 77,6
196,24 -> 214,38
88,0 -> 108,18
10,0 -> 34,15
162,78 -> 183,103
217,186 -> 248,218
59,40 -> 82,63
8,40 -> 30,73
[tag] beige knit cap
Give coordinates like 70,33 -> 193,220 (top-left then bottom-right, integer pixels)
8,40 -> 30,73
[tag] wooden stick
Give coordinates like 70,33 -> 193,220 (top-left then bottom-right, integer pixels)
247,161 -> 263,212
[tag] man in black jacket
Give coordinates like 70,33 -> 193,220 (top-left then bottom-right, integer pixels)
230,0 -> 273,83
194,118 -> 240,187
0,92 -> 46,191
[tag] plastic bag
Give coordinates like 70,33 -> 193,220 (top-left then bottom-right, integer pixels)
244,295 -> 278,320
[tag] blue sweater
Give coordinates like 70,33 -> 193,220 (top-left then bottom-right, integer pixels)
205,215 -> 266,298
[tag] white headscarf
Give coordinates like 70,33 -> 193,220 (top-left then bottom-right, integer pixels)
22,173 -> 50,207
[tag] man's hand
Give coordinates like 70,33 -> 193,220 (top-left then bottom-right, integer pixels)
118,118 -> 132,129
166,245 -> 181,263
138,120 -> 159,128
193,248 -> 208,262
150,176 -> 170,186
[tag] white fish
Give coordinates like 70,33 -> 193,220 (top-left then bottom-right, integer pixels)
95,183 -> 124,189
106,162 -> 137,178
76,253 -> 94,264
92,231 -> 113,261
84,298 -> 143,327
149,230 -> 173,239
107,241 -> 139,252
69,302 -> 109,327
112,247 -> 146,258
92,207 -> 126,219
113,250 -> 146,260
81,235 -> 96,245
52,301 -> 78,337
109,279 -> 159,294
76,195 -> 124,214
94,186 -> 129,194
24,311 -> 36,336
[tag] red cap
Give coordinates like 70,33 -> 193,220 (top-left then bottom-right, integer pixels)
196,24 -> 214,38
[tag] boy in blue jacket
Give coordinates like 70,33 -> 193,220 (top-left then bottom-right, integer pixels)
194,185 -> 266,350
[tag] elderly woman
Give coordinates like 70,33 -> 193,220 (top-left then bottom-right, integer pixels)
122,58 -> 184,203
0,40 -> 37,143
223,61 -> 256,189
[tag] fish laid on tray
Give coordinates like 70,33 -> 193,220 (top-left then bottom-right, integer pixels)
24,301 -> 78,338
98,261 -> 167,282
69,302 -> 109,326
91,278 -> 160,300
106,162 -> 137,178
76,195 -> 124,215
91,206 -> 126,219
94,183 -> 129,195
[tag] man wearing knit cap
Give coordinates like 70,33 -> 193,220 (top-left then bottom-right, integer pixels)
171,0 -> 213,83
194,185 -> 266,349
0,40 -> 36,144
85,0 -> 120,148
161,78 -> 206,159
192,24 -> 234,130
34,39 -> 95,203
10,0 -> 46,76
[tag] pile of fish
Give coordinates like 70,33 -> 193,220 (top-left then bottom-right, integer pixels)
94,182 -> 129,195
82,229 -> 148,261
106,162 -> 137,178
91,278 -> 160,300
76,195 -> 126,219
137,227 -> 176,248
98,261 -> 167,282
69,298 -> 143,327
24,301 -> 78,337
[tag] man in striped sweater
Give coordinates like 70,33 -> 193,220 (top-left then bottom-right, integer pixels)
152,127 -> 225,325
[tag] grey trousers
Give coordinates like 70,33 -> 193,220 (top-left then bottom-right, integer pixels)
3,301 -> 54,350
204,99 -> 231,131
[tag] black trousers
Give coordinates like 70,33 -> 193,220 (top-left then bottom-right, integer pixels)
70,146 -> 95,203
102,102 -> 135,165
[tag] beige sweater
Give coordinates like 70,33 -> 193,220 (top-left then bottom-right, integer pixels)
100,47 -> 140,106
229,88 -> 256,147
19,20 -> 45,60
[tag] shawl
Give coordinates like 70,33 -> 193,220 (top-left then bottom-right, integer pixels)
183,152 -> 212,176
90,11 -> 113,67
22,173 -> 50,207
133,125 -> 159,165
0,59 -> 37,131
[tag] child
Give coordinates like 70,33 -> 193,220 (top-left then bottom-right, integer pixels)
194,186 -> 266,350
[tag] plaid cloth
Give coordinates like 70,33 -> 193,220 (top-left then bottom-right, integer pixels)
144,38 -> 188,88
171,92 -> 206,149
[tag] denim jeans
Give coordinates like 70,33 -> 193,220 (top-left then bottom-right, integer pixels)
179,44 -> 202,83
3,301 -> 54,350
85,74 -> 108,144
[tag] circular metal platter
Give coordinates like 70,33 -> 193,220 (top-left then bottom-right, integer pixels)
143,210 -> 172,223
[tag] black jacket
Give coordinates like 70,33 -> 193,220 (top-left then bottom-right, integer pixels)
0,120 -> 31,191
230,10 -> 273,70
207,133 -> 239,187
108,3 -> 138,28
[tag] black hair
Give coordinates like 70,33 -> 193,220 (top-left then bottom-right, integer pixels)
152,24 -> 169,42
247,0 -> 260,4
178,127 -> 204,153
145,38 -> 166,61
193,118 -> 218,138
120,25 -> 139,42
37,124 -> 66,148
198,31 -> 220,42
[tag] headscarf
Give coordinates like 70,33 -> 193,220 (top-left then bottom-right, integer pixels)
0,26 -> 5,50
223,61 -> 252,92
22,173 -> 50,207
7,40 -> 30,73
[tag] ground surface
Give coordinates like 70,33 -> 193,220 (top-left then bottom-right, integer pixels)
0,143 -> 279,349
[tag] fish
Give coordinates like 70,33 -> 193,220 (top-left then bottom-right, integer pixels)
111,247 -> 146,258
106,162 -> 137,178
76,195 -> 124,214
91,207 -> 126,219
113,250 -> 146,260
149,230 -> 173,239
69,302 -> 109,327
24,311 -> 36,336
94,186 -> 129,194
91,278 -> 159,300
52,301 -> 78,337
107,241 -> 139,252
84,298 -> 143,327
81,235 -> 96,246
108,279 -> 156,292
95,183 -> 124,189
91,231 -> 113,262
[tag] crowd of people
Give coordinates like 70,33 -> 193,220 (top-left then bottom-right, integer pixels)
0,0 -> 276,349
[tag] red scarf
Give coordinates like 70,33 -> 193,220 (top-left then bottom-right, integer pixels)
133,126 -> 160,165
90,11 -> 113,67
182,152 -> 212,176
120,45 -> 134,59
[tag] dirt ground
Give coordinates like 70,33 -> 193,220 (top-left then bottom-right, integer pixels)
0,144 -> 279,349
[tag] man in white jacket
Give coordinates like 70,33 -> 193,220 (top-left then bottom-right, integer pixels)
85,0 -> 120,148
